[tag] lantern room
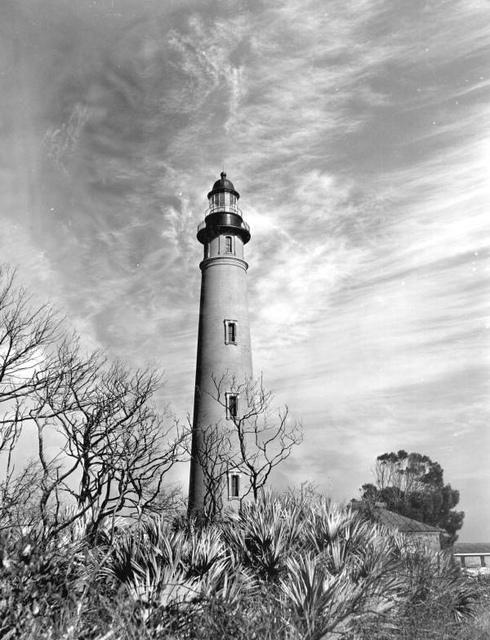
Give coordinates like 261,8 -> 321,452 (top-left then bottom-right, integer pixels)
207,171 -> 240,214
197,172 -> 250,246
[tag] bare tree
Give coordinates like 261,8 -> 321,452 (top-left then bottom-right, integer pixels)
30,350 -> 187,540
0,461 -> 46,532
188,419 -> 235,520
204,375 -> 303,506
0,266 -> 61,472
0,266 -> 65,529
0,266 -> 187,540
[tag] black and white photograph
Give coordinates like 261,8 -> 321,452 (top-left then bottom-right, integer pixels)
0,0 -> 489,637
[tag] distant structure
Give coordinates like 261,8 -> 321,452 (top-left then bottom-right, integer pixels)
188,172 -> 252,516
453,543 -> 490,570
376,507 -> 443,550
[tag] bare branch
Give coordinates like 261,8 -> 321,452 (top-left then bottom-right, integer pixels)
202,374 -> 303,506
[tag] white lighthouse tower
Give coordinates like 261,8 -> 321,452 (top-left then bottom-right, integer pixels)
188,172 -> 252,516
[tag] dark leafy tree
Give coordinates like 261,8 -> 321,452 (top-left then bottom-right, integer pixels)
355,450 -> 464,545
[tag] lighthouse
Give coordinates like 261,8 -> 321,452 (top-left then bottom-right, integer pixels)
188,172 -> 253,516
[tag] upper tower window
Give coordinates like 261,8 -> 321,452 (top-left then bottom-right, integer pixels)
225,236 -> 233,254
224,320 -> 237,345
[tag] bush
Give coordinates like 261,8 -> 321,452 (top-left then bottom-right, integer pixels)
0,527 -> 89,638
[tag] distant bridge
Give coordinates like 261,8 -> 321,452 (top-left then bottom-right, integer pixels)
453,543 -> 490,569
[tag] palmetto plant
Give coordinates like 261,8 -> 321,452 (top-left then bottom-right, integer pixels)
180,525 -> 226,578
223,492 -> 305,581
391,543 -> 481,637
280,524 -> 406,640
104,516 -> 256,620
281,553 -> 356,640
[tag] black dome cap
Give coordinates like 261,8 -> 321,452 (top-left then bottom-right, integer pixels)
207,171 -> 240,199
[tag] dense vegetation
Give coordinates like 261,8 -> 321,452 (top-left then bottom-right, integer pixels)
1,490 -> 488,640
356,450 -> 465,545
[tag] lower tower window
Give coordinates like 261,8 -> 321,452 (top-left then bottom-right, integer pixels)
226,393 -> 238,419
229,473 -> 240,499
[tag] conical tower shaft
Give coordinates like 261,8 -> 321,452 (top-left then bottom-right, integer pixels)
188,173 -> 253,516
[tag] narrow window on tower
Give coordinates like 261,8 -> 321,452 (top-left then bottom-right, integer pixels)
229,473 -> 240,499
225,236 -> 233,254
226,393 -> 238,420
224,320 -> 237,345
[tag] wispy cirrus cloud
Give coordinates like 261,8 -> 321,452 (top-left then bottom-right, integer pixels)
0,0 -> 489,538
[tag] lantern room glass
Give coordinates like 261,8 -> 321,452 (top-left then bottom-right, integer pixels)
209,191 -> 238,213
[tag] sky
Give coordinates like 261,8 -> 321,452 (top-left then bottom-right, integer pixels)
0,0 -> 489,541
